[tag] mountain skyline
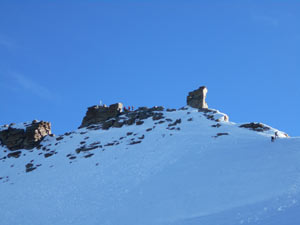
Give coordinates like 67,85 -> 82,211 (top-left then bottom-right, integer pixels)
1,1 -> 300,136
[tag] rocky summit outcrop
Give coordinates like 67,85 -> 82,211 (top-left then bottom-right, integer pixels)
187,86 -> 208,109
0,121 -> 52,150
80,104 -> 165,130
80,103 -> 123,128
79,86 -> 212,130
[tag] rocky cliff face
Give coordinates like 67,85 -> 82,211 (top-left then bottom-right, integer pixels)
0,121 -> 52,151
79,103 -> 123,128
81,105 -> 166,131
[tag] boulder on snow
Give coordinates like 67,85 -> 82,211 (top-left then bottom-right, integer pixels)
187,86 -> 208,109
0,121 -> 52,150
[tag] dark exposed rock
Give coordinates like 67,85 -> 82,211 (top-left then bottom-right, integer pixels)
86,124 -> 101,130
217,133 -> 229,136
76,145 -> 99,154
212,123 -> 221,128
187,86 -> 208,109
149,106 -> 164,111
168,119 -> 182,127
125,118 -> 136,126
239,123 -> 270,132
200,109 -> 229,122
136,111 -> 151,120
80,103 -> 123,128
79,103 -> 168,131
129,140 -> 142,145
138,135 -> 145,140
179,107 -> 188,111
206,115 -> 214,120
90,142 -> 101,146
198,108 -> 217,113
152,113 -> 164,121
102,120 -> 115,130
44,153 -> 54,158
25,163 -> 36,173
212,133 -> 229,138
56,136 -> 64,141
166,108 -> 176,112
104,142 -> 114,147
0,121 -> 52,150
136,120 -> 144,125
146,128 -> 152,132
7,151 -> 22,158
113,120 -> 124,128
84,153 -> 94,158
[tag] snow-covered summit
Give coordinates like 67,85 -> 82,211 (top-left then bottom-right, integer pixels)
0,87 -> 299,225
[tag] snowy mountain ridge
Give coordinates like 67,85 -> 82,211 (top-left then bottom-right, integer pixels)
1,88 -> 300,225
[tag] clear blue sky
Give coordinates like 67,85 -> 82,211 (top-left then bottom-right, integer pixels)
0,1 -> 299,136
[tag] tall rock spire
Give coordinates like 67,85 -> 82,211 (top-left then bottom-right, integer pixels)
187,86 -> 208,109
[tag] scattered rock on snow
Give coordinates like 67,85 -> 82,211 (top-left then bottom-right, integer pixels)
25,163 -> 36,173
168,119 -> 182,127
239,123 -> 270,132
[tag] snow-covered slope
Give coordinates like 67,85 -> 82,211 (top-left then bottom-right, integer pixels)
1,107 -> 300,225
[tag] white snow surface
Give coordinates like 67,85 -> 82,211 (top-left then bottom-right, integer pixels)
1,107 -> 300,225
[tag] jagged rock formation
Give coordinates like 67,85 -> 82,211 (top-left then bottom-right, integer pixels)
187,86 -> 208,109
0,121 -> 52,150
79,86 -> 214,130
81,105 -> 165,130
80,103 -> 123,128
